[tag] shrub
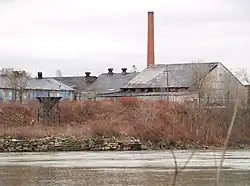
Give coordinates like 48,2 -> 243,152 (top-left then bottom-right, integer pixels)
0,100 -> 248,144
119,97 -> 139,108
0,103 -> 34,127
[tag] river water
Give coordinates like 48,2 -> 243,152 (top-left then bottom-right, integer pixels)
0,150 -> 249,186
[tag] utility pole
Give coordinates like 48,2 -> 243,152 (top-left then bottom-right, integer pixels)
164,65 -> 170,101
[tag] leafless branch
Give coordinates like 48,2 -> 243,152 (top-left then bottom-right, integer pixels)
216,96 -> 239,186
170,149 -> 178,186
213,150 -> 217,168
170,148 -> 196,186
56,69 -> 63,77
0,68 -> 31,102
235,68 -> 249,84
189,61 -> 215,109
179,150 -> 196,172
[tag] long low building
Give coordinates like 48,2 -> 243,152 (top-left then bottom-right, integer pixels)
78,62 -> 247,106
0,72 -> 75,103
49,68 -> 139,100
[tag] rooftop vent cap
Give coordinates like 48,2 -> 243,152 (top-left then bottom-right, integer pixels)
121,68 -> 127,75
37,72 -> 43,79
108,68 -> 114,74
85,72 -> 91,77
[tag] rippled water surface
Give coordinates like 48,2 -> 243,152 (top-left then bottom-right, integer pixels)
0,150 -> 250,186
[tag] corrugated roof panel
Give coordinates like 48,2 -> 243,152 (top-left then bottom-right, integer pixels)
122,62 -> 219,89
0,76 -> 74,91
125,66 -> 162,86
48,76 -> 97,90
26,78 -> 74,91
87,72 -> 139,93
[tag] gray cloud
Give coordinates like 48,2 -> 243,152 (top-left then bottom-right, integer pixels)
0,0 -> 250,76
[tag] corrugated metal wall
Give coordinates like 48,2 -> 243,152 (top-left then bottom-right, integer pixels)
96,92 -> 198,102
0,89 -> 74,103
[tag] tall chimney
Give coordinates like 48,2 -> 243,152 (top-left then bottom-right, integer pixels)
147,11 -> 155,68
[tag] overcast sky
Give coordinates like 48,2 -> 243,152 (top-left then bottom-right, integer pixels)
0,0 -> 250,77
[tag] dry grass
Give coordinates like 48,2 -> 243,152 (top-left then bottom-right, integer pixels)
0,99 -> 249,143
0,125 -> 90,139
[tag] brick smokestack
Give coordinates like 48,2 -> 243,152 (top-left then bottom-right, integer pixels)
147,11 -> 155,68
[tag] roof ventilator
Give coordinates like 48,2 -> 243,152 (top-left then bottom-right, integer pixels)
37,72 -> 43,79
121,68 -> 127,75
108,68 -> 114,75
85,72 -> 91,77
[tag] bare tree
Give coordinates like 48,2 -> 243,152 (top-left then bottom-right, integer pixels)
234,68 -> 250,130
188,62 -> 218,138
234,68 -> 249,108
235,68 -> 249,85
0,68 -> 31,103
189,61 -> 214,108
56,69 -> 63,77
0,68 -> 14,76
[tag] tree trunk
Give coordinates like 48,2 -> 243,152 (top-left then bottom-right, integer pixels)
19,90 -> 23,104
12,89 -> 17,101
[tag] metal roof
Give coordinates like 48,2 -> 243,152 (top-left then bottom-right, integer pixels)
48,76 -> 97,91
86,72 -> 139,93
122,62 -> 219,89
0,76 -> 74,91
27,78 -> 74,91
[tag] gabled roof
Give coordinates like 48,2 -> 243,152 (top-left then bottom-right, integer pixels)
0,76 -> 74,91
122,62 -> 219,89
27,78 -> 74,91
49,76 -> 97,91
86,72 -> 139,93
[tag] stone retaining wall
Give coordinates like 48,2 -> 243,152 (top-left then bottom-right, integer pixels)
0,136 -> 247,153
0,136 -> 143,153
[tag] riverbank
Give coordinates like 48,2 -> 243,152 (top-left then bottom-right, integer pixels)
1,100 -> 250,152
0,136 -> 142,152
0,136 -> 249,153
